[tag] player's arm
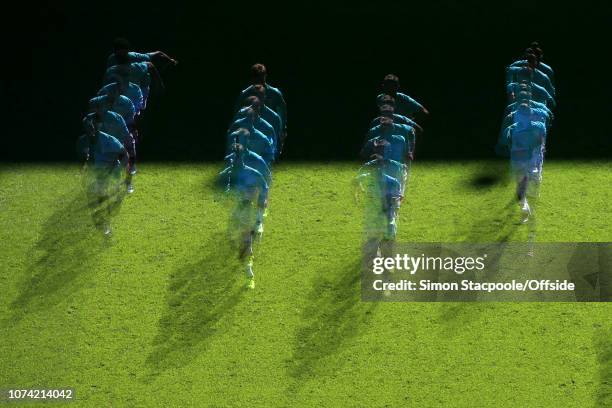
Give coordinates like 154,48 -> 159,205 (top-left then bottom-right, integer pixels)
97,84 -> 110,97
267,125 -> 278,151
501,113 -> 513,131
403,116 -> 423,134
226,132 -> 238,153
505,67 -> 514,86
265,136 -> 275,163
494,125 -> 513,157
369,117 -> 379,129
538,124 -> 547,144
543,105 -> 554,121
260,159 -> 272,185
147,51 -> 178,66
76,134 -> 90,163
539,70 -> 555,97
506,83 -> 517,101
146,62 -> 165,92
114,114 -> 130,141
88,97 -> 100,113
540,86 -> 556,109
277,91 -> 287,135
360,139 -> 374,160
408,95 -> 429,115
405,132 -> 415,161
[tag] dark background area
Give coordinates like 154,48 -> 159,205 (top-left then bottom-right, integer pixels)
8,1 -> 612,161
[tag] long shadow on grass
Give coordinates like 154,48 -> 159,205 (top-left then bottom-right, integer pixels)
438,189 -> 523,332
287,259 -> 377,393
144,238 -> 244,379
595,325 -> 612,408
4,189 -> 111,325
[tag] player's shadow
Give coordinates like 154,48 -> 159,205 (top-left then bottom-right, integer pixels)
4,189 -> 111,325
464,160 -> 511,190
287,258 -> 377,392
438,197 -> 521,331
144,238 -> 244,378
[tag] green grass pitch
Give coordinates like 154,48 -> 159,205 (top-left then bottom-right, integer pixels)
0,161 -> 610,407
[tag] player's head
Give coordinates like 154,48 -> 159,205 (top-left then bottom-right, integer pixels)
244,107 -> 258,123
372,137 -> 391,160
382,74 -> 400,94
109,74 -> 126,91
92,99 -> 109,115
113,37 -> 131,64
526,53 -> 538,70
529,42 -> 543,58
249,96 -> 262,114
250,63 -> 267,85
379,116 -> 394,132
242,95 -> 261,110
379,104 -> 395,118
517,90 -> 532,103
518,102 -> 531,112
232,128 -> 250,160
516,103 -> 532,125
231,140 -> 244,155
378,94 -> 396,109
518,80 -> 531,91
250,84 -> 266,103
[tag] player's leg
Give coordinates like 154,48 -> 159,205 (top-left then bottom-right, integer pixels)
254,187 -> 268,236
384,194 -> 401,240
124,127 -> 138,193
236,187 -> 257,288
511,149 -> 531,223
92,170 -> 113,236
517,173 -> 531,223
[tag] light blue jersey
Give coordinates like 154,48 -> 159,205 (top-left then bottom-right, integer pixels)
380,173 -> 402,199
237,84 -> 286,129
506,66 -> 555,97
370,114 -> 419,130
227,128 -> 274,163
83,111 -> 130,142
89,94 -> 136,125
510,59 -> 554,83
362,133 -> 408,163
92,131 -> 125,167
502,107 -> 551,131
103,62 -> 151,100
376,92 -> 424,117
223,149 -> 272,185
106,51 -> 151,67
507,82 -> 555,108
98,82 -> 144,112
505,100 -> 553,118
507,121 -> 546,174
235,106 -> 282,142
229,117 -> 277,150
367,123 -> 415,154
229,165 -> 269,207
